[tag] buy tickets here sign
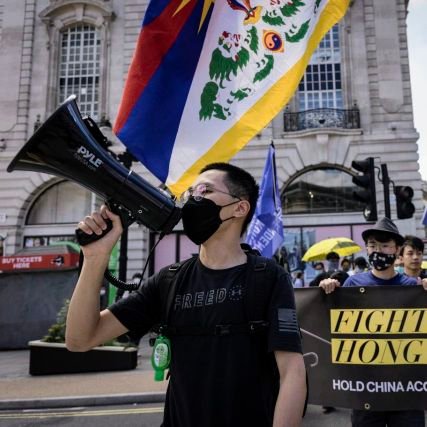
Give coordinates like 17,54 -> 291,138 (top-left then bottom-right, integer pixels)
0,253 -> 79,272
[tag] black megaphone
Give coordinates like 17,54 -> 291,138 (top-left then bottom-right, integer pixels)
7,95 -> 182,246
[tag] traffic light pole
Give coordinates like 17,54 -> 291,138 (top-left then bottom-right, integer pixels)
380,163 -> 391,219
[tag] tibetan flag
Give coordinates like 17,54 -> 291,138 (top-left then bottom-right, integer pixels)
114,0 -> 350,195
245,143 -> 284,258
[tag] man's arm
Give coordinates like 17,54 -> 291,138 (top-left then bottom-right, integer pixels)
65,206 -> 128,352
273,350 -> 306,427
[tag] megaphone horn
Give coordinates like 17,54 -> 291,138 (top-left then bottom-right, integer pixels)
8,95 -> 181,244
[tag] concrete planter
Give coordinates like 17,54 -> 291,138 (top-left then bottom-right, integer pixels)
29,340 -> 138,375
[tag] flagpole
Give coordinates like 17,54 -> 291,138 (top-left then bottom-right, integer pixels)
270,141 -> 278,211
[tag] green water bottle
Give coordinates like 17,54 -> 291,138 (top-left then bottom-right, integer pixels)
151,335 -> 171,381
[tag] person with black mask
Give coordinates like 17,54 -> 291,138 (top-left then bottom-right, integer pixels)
318,217 -> 426,427
65,162 -> 307,427
320,217 -> 419,292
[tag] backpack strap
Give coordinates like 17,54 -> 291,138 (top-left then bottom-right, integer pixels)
244,253 -> 276,325
158,256 -> 198,327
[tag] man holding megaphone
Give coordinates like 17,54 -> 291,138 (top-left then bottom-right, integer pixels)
66,162 -> 306,427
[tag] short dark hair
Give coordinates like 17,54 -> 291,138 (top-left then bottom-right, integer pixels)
313,262 -> 325,270
400,235 -> 424,256
341,258 -> 351,266
326,251 -> 339,261
199,162 -> 259,235
354,256 -> 368,269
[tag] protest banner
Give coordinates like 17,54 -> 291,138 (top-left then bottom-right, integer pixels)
295,286 -> 427,410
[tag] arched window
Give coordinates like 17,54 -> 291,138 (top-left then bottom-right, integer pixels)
26,181 -> 93,225
282,167 -> 364,215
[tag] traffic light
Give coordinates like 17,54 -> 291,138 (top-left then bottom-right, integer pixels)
351,157 -> 378,222
394,186 -> 415,219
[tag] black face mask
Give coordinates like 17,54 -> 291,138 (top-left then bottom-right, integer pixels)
368,251 -> 396,271
181,197 -> 237,245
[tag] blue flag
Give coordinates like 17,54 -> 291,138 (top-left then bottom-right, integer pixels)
245,144 -> 284,258
422,206 -> 427,226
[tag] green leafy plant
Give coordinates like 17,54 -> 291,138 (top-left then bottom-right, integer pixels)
43,299 -> 70,343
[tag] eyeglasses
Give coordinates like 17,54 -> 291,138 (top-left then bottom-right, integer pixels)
366,243 -> 396,252
179,183 -> 241,204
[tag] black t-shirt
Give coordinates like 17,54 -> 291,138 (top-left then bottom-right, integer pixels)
109,257 -> 302,427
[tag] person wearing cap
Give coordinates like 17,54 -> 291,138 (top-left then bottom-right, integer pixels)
320,217 -> 421,292
319,217 -> 426,426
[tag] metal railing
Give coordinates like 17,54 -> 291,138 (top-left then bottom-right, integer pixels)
283,107 -> 360,132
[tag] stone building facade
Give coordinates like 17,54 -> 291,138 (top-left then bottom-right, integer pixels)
0,0 -> 423,279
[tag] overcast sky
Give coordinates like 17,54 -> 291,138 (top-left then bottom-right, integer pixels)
407,0 -> 427,181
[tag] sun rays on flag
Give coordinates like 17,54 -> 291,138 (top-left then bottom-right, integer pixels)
174,0 -> 215,31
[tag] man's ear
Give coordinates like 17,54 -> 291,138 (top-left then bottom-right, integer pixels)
234,200 -> 250,218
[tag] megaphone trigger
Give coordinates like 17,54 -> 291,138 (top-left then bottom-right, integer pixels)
74,199 -> 132,246
75,218 -> 114,246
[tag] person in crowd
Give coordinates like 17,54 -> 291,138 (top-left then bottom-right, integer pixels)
66,162 -> 307,427
340,258 -> 353,275
394,257 -> 404,274
274,246 -> 290,272
399,235 -> 427,284
293,271 -> 304,288
353,256 -> 369,273
309,262 -> 328,287
326,251 -> 340,273
319,217 -> 426,426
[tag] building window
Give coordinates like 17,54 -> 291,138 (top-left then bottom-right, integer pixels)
23,235 -> 78,248
26,181 -> 94,225
59,25 -> 101,120
298,25 -> 342,110
282,168 -> 364,215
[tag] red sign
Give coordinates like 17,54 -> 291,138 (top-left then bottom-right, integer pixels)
0,253 -> 79,272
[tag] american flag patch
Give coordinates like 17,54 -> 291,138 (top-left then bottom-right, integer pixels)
278,308 -> 299,334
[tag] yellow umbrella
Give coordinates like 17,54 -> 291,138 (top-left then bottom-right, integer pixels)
302,237 -> 362,262
422,260 -> 427,270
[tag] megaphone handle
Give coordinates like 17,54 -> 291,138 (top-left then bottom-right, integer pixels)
75,219 -> 114,246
